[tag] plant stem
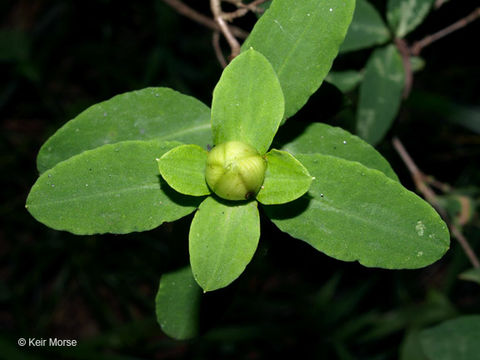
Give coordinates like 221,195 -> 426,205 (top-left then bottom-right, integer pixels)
212,31 -> 227,68
395,38 -> 413,99
392,137 -> 480,269
162,0 -> 248,39
210,0 -> 241,60
411,7 -> 480,55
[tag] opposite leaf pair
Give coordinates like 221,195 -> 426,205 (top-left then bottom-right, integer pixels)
157,49 -> 313,291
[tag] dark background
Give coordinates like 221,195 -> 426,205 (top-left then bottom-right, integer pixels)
1,0 -> 479,359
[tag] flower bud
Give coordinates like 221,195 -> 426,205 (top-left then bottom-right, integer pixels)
205,141 -> 266,201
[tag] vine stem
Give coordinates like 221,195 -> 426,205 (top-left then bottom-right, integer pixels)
392,137 -> 480,269
411,7 -> 480,56
162,0 -> 248,39
210,0 -> 241,60
395,38 -> 413,99
212,31 -> 227,68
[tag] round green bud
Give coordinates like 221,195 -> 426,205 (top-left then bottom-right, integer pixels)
205,141 -> 266,201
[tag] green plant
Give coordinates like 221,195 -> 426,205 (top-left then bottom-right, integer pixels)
25,0 -> 451,340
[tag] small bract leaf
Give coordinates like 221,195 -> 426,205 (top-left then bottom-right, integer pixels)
242,0 -> 355,120
387,0 -> 435,38
356,45 -> 405,145
37,87 -> 212,173
281,122 -> 399,181
265,154 -> 450,269
155,266 -> 202,340
27,140 -> 200,235
340,0 -> 391,53
158,144 -> 210,196
211,49 -> 284,155
189,197 -> 260,292
256,149 -> 312,205
420,316 -> 480,360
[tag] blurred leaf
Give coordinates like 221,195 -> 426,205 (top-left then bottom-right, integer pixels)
437,195 -> 475,226
211,49 -> 284,154
356,45 -> 405,145
326,70 -> 364,93
0,30 -> 30,62
27,140 -> 200,235
155,266 -> 202,340
400,330 -> 429,360
340,0 -> 391,53
242,0 -> 355,119
265,154 -> 450,269
360,290 -> 457,342
420,315 -> 480,360
410,56 -> 426,72
158,144 -> 210,196
387,0 -> 435,38
37,87 -> 212,173
189,197 -> 260,291
408,90 -> 480,134
282,122 -> 399,181
256,149 -> 312,205
458,268 -> 480,285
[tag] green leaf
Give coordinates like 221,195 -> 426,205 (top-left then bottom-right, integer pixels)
408,90 -> 480,135
340,0 -> 391,53
265,153 -> 450,269
458,268 -> 480,286
158,144 -> 210,196
0,30 -> 30,62
282,122 -> 399,181
155,266 -> 202,340
326,70 -> 364,93
37,87 -> 212,173
211,49 -> 284,154
256,149 -> 312,205
189,197 -> 260,291
242,0 -> 355,119
400,330 -> 430,360
387,0 -> 435,38
27,140 -> 200,235
420,316 -> 480,360
356,45 -> 405,145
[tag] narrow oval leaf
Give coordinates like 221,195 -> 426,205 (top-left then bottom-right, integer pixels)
211,49 -> 284,154
458,268 -> 480,286
387,0 -> 435,38
27,140 -> 200,235
356,45 -> 405,145
256,149 -> 312,205
155,266 -> 202,340
326,70 -> 364,93
37,87 -> 212,173
189,197 -> 260,292
420,316 -> 480,360
340,0 -> 391,53
265,154 -> 450,269
282,122 -> 399,181
158,144 -> 210,196
242,0 -> 355,119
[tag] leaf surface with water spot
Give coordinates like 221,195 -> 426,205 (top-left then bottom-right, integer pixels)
264,153 -> 450,269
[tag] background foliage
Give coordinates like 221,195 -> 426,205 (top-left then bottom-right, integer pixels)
1,0 -> 479,359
